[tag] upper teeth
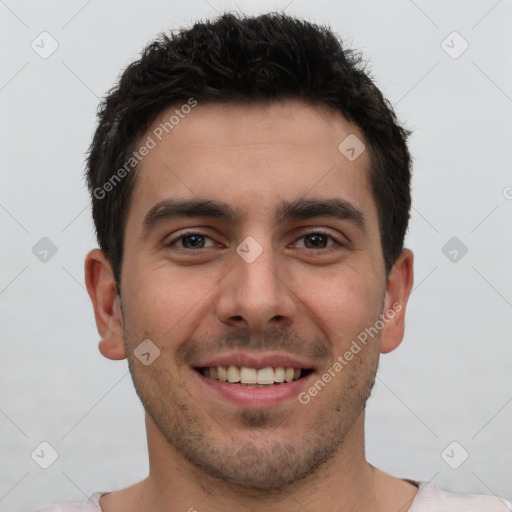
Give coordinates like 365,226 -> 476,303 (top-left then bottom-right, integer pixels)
203,366 -> 301,384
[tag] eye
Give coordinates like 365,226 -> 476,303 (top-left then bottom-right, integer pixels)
293,231 -> 341,250
165,229 -> 343,252
167,231 -> 217,250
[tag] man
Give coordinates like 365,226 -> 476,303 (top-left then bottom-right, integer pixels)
39,12 -> 511,512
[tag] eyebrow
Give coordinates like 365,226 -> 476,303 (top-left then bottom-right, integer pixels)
141,197 -> 366,239
141,199 -> 241,239
274,198 -> 366,232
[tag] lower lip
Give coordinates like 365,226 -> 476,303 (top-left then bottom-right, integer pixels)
194,370 -> 314,409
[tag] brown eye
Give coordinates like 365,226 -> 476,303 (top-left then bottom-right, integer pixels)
303,233 -> 330,249
167,232 -> 216,249
294,231 -> 340,250
181,234 -> 206,248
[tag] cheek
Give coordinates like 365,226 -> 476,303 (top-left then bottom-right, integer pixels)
121,263 -> 215,344
296,267 -> 383,347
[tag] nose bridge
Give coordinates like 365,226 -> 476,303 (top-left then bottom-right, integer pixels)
215,235 -> 296,330
239,242 -> 279,300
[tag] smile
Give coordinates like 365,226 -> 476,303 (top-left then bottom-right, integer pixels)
197,365 -> 313,387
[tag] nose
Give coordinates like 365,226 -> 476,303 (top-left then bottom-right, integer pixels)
214,238 -> 297,333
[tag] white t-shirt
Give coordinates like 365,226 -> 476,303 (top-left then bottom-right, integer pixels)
36,481 -> 512,511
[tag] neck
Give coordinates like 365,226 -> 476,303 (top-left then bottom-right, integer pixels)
137,412 -> 381,512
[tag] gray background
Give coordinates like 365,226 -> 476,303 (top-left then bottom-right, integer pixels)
1,0 -> 511,510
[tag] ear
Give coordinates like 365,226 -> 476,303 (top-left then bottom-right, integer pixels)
380,249 -> 414,354
84,248 -> 126,360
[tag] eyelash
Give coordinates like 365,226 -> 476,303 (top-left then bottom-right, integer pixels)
166,229 -> 344,251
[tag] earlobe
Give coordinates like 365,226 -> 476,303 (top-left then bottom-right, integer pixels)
84,249 -> 127,361
380,249 -> 414,354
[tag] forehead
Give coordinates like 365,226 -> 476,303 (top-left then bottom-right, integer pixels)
126,98 -> 378,233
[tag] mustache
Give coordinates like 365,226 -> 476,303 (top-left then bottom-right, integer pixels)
175,328 -> 331,366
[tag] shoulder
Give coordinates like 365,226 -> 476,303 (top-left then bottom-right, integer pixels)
410,481 -> 512,511
36,492 -> 105,512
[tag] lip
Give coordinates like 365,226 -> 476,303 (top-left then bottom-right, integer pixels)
191,351 -> 316,371
194,367 -> 316,409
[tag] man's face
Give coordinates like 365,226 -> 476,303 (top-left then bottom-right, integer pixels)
118,99 -> 390,490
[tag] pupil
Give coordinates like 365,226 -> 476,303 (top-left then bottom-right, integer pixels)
305,234 -> 327,248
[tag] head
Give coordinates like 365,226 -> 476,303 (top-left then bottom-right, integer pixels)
85,12 -> 414,492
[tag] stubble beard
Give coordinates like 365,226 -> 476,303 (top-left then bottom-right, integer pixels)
126,338 -> 380,492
